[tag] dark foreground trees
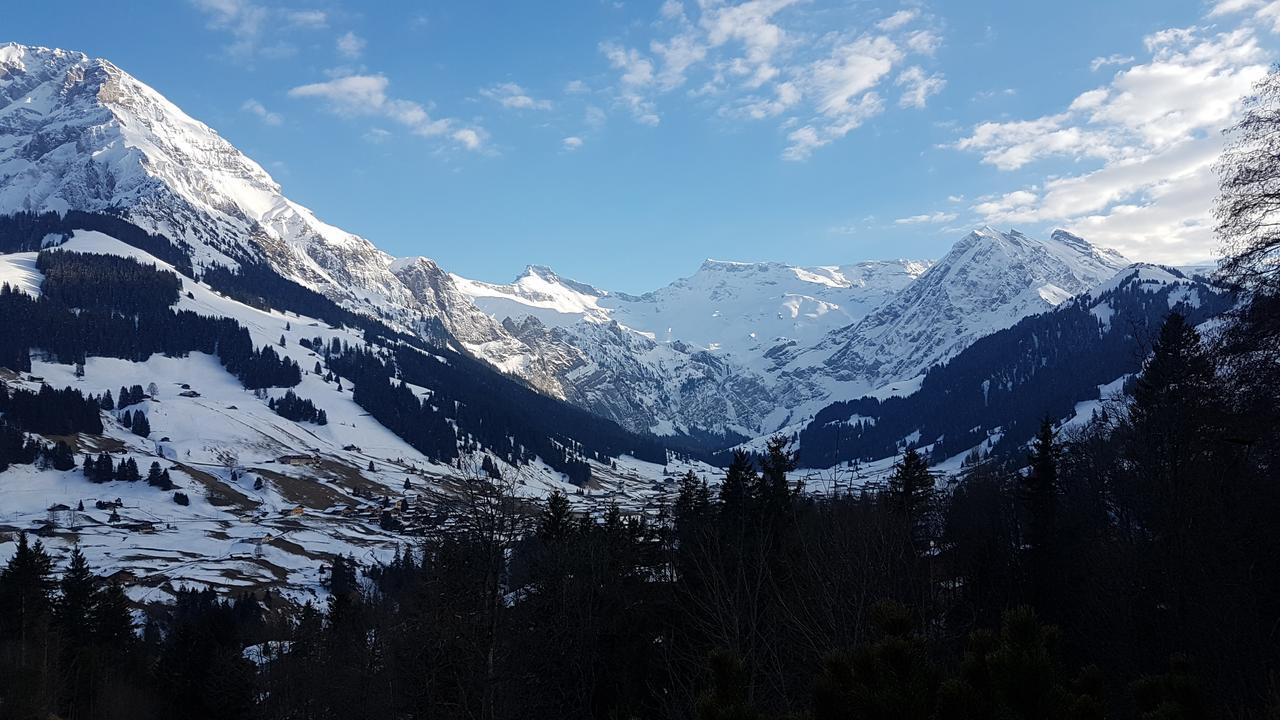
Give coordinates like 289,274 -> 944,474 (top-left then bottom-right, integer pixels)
3,321 -> 1276,719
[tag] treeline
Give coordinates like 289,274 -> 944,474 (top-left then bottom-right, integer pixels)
269,390 -> 327,425
799,272 -> 1234,466
0,252 -> 299,388
38,250 -> 182,315
82,454 -> 173,487
0,381 -> 98,471
0,209 -> 194,274
318,338 -> 666,484
0,382 -> 104,435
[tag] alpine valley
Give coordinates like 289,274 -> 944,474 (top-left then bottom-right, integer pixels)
0,43 -> 1235,598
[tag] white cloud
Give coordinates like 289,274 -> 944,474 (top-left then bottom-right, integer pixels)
904,30 -> 941,56
953,21 -> 1271,263
337,31 -> 366,59
480,82 -> 552,111
562,136 -> 584,151
601,41 -> 655,88
1210,0 -> 1263,15
1089,53 -> 1134,71
289,73 -> 486,151
895,211 -> 957,224
241,98 -> 283,125
878,10 -> 919,31
782,92 -> 883,160
286,9 -> 327,28
896,66 -> 945,109
1206,0 -> 1280,27
452,128 -> 486,151
598,1 -> 943,158
564,80 -> 590,94
190,0 -> 325,60
661,0 -> 686,20
600,41 -> 661,124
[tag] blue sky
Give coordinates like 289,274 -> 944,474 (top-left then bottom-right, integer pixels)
6,0 -> 1276,292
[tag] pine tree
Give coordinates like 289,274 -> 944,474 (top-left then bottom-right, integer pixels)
93,452 -> 114,483
719,450 -> 756,533
0,532 -> 56,646
537,491 -> 574,544
55,546 -> 100,652
755,435 -> 797,523
92,581 -> 135,651
886,447 -> 935,540
1022,419 -> 1059,613
675,470 -> 713,533
1126,313 -> 1219,536
132,409 -> 151,437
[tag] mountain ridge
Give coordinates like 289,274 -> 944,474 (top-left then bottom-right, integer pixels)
0,41 -> 1135,441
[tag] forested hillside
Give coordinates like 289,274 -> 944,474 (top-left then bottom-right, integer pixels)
799,266 -> 1234,467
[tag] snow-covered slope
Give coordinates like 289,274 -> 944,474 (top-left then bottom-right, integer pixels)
455,231 -> 1127,438
0,43 -> 541,385
454,259 -> 931,435
795,259 -> 1231,472
816,228 -> 1129,388
0,233 -> 706,599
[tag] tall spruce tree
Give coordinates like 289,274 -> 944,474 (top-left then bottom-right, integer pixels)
886,447 -> 935,533
1022,418 -> 1060,614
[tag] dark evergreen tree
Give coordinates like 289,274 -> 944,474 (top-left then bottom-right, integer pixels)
885,447 -> 935,533
1022,418 -> 1060,614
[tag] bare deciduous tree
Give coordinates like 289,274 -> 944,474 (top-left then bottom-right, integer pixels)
1215,65 -> 1280,294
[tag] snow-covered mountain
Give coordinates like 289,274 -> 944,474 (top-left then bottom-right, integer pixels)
0,43 -> 540,385
803,227 -> 1129,388
0,42 -> 1135,442
455,230 -> 1129,435
453,258 -> 931,435
797,260 -> 1232,470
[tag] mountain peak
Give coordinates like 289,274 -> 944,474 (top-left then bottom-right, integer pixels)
823,225 -> 1133,388
698,258 -> 763,272
516,264 -> 604,298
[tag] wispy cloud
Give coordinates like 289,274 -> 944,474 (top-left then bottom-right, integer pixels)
189,0 -> 326,61
336,31 -> 366,59
286,9 -> 327,28
895,211 -> 957,225
596,2 -> 945,159
480,82 -> 553,111
896,66 -> 946,109
241,98 -> 283,125
562,136 -> 584,151
1089,53 -> 1134,71
877,9 -> 919,31
288,73 -> 487,151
